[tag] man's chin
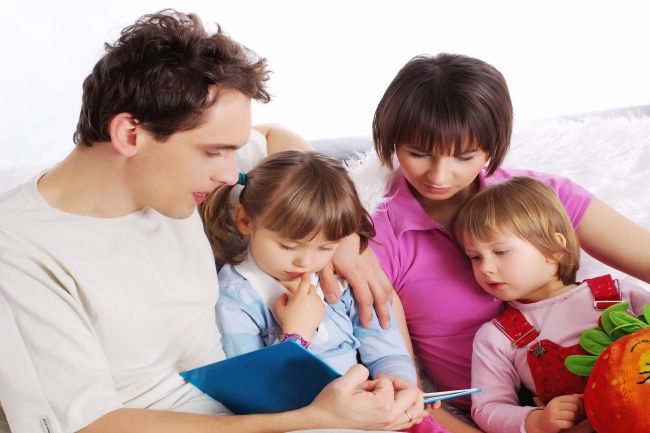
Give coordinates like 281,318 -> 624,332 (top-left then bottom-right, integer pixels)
154,203 -> 197,220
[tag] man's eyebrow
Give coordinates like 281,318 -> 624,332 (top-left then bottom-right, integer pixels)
201,143 -> 242,151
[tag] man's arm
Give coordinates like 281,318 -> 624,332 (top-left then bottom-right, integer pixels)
253,124 -> 313,153
78,365 -> 424,433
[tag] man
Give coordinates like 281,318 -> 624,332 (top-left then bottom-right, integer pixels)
0,10 -> 421,433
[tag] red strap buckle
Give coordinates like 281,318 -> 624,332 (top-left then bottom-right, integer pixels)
593,299 -> 622,311
492,305 -> 541,349
584,274 -> 622,310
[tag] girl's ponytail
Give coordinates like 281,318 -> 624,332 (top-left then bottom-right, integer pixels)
203,184 -> 249,264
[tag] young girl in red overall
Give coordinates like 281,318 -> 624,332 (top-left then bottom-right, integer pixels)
454,176 -> 650,433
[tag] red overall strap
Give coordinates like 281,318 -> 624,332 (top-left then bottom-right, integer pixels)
527,341 -> 588,405
492,305 -> 544,354
584,274 -> 622,310
492,305 -> 588,405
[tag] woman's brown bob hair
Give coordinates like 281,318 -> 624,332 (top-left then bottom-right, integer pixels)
454,176 -> 580,285
203,151 -> 376,265
373,53 -> 512,175
74,9 -> 270,146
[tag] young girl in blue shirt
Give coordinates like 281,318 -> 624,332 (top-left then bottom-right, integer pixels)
203,150 -> 447,433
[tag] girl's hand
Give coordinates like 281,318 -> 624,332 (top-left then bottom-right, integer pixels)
274,273 -> 326,341
320,233 -> 394,329
525,394 -> 584,433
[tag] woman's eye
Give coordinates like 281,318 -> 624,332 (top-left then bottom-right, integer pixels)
408,151 -> 429,159
494,250 -> 508,256
279,243 -> 296,250
455,154 -> 475,161
467,255 -> 481,261
205,151 -> 222,157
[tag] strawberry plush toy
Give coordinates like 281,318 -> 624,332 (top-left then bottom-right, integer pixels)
566,302 -> 650,433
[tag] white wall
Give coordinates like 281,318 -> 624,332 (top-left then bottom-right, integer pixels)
1,0 -> 649,164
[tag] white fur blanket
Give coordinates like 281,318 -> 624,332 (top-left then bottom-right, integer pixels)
347,114 -> 650,289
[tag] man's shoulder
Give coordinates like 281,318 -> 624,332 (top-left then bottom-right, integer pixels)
0,179 -> 40,228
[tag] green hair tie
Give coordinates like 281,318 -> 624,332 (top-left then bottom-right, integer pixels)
237,172 -> 247,186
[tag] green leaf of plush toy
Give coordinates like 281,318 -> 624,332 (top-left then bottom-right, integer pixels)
579,328 -> 613,356
565,354 -> 598,376
643,304 -> 650,325
609,311 -> 647,340
600,302 -> 630,337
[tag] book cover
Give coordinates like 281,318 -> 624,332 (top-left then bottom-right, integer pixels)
180,340 -> 341,414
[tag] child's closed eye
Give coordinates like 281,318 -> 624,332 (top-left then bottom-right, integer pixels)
494,249 -> 509,256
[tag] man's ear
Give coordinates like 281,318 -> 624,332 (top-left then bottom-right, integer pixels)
108,113 -> 139,157
234,203 -> 253,235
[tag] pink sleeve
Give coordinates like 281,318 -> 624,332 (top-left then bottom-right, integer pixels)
620,279 -> 650,315
471,323 -> 537,433
370,208 -> 400,289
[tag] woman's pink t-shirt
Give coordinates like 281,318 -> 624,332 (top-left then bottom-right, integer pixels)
370,167 -> 593,410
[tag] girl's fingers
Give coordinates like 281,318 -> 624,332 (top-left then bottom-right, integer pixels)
295,272 -> 311,295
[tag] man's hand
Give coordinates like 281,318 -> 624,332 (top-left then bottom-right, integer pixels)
525,394 -> 585,433
306,364 -> 424,430
319,234 -> 394,328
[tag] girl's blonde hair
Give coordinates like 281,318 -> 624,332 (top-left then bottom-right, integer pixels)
454,176 -> 580,285
203,150 -> 375,264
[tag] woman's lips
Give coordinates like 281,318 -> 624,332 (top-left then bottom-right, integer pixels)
422,184 -> 451,195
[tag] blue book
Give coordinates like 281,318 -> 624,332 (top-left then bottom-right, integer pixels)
180,340 -> 342,414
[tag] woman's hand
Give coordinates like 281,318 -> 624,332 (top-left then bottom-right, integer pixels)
319,234 -> 394,328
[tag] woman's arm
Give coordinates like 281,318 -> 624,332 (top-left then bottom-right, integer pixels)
577,198 -> 650,284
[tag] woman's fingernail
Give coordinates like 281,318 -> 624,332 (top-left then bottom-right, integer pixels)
325,293 -> 339,303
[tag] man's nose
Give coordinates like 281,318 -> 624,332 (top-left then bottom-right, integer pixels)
210,155 -> 239,186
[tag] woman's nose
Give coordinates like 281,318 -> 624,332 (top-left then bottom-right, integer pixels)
427,157 -> 449,186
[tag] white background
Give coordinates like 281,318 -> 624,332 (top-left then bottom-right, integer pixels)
1,0 -> 649,164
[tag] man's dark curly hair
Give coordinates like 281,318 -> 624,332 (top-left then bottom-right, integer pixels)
74,9 -> 270,146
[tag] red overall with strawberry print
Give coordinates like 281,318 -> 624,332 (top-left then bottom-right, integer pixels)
492,275 -> 622,405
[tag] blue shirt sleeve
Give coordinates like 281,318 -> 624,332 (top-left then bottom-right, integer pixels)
344,290 -> 417,384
